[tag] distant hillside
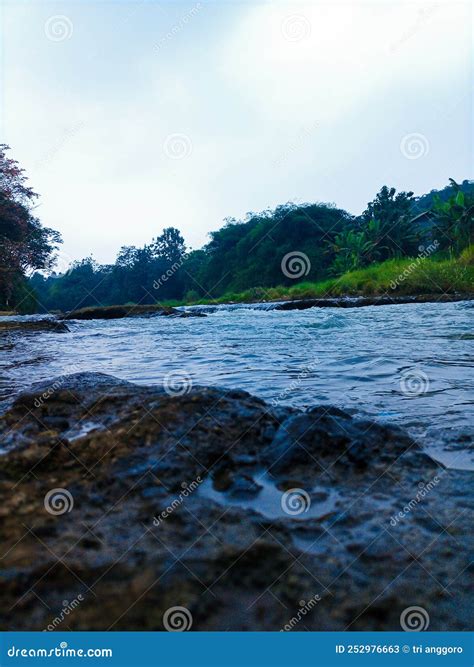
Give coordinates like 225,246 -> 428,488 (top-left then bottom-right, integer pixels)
411,179 -> 474,216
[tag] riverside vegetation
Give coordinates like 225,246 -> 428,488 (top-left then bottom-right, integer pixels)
0,144 -> 472,312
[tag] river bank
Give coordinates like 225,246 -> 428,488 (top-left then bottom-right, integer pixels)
171,254 -> 474,308
59,293 -> 474,319
2,293 -> 473,322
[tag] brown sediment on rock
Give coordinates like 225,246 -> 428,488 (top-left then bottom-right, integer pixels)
0,373 -> 471,631
0,319 -> 70,333
59,304 -> 206,320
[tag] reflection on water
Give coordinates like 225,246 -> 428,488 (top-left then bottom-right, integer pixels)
198,474 -> 341,520
1,301 -> 473,469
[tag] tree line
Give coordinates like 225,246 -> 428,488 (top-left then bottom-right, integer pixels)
1,144 -> 472,312
0,145 -> 61,311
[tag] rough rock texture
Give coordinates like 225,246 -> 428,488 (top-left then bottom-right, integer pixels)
274,294 -> 474,311
0,373 -> 472,631
59,305 -> 206,320
0,319 -> 70,333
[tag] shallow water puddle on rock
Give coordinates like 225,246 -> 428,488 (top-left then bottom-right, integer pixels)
198,474 -> 340,520
64,420 -> 104,441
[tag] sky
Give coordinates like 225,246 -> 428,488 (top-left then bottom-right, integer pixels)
1,0 -> 472,267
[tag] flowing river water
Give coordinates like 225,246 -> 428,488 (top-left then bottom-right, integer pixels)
1,300 -> 473,470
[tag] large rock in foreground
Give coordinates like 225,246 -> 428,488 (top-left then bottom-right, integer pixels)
0,373 -> 471,631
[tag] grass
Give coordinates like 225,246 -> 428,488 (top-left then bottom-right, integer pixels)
172,252 -> 474,306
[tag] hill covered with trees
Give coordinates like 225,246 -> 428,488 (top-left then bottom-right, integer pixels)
30,181 -> 473,312
1,144 -> 472,313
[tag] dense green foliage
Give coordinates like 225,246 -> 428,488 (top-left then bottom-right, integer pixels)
0,143 -> 467,315
0,145 -> 61,311
201,252 -> 473,304
30,226 -> 188,312
29,179 -> 473,313
411,179 -> 474,214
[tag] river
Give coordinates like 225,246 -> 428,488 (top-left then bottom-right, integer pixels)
1,300 -> 473,469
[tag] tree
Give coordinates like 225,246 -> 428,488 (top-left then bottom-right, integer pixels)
152,227 -> 186,264
361,186 -> 419,258
330,228 -> 375,275
431,179 -> 474,254
0,145 -> 61,309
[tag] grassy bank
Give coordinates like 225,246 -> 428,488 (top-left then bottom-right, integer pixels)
174,251 -> 474,306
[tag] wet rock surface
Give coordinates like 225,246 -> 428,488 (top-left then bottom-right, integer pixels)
0,373 -> 471,631
59,305 -> 206,320
0,319 -> 70,333
273,294 -> 474,311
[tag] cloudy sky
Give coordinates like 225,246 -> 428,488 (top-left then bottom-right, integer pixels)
2,0 -> 472,266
